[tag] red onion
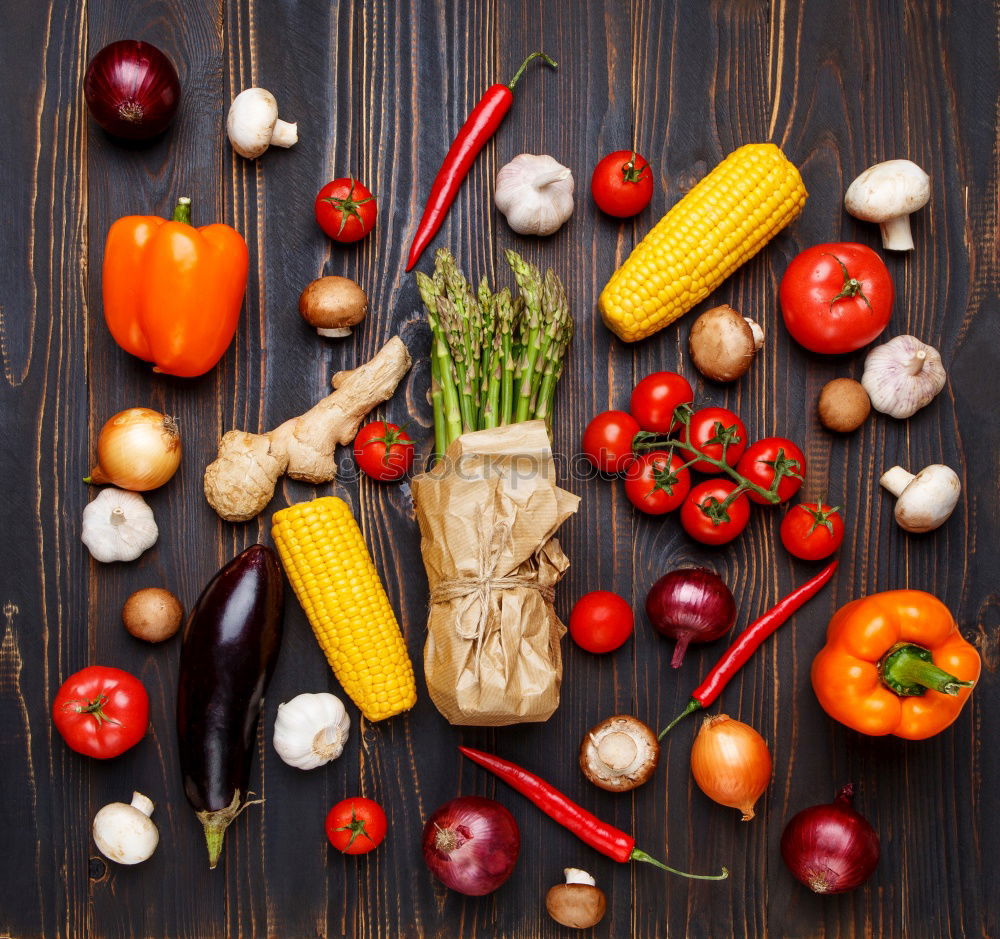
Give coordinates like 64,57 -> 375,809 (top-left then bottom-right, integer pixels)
84,41 -> 180,139
422,796 -> 520,896
780,784 -> 880,894
645,568 -> 736,667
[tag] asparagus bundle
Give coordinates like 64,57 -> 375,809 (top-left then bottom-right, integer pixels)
417,249 -> 574,455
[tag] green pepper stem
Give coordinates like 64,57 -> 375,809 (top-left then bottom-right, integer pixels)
879,642 -> 975,697
507,52 -> 558,90
172,197 -> 192,225
658,698 -> 702,740
630,848 -> 729,881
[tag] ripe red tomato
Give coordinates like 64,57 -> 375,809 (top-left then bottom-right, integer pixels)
325,798 -> 388,855
353,421 -> 414,481
582,410 -> 639,473
681,479 -> 751,546
629,371 -> 694,433
591,150 -> 654,217
315,177 -> 377,243
624,452 -> 691,515
569,591 -> 634,653
736,437 -> 806,505
52,666 -> 149,759
779,243 -> 893,354
780,502 -> 845,560
677,407 -> 747,473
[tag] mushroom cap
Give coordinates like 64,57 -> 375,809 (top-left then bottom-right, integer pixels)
844,159 -> 930,222
298,276 -> 368,331
122,587 -> 183,642
818,378 -> 871,432
892,464 -> 961,532
92,800 -> 159,865
227,88 -> 279,158
688,305 -> 760,382
579,714 -> 660,792
545,884 -> 607,929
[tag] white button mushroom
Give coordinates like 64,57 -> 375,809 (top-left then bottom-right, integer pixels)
227,88 -> 298,159
880,464 -> 960,533
844,159 -> 930,251
92,792 -> 159,865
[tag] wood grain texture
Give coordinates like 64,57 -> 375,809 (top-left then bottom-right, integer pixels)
0,0 -> 996,936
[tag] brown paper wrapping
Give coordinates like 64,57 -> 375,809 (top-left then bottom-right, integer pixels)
411,421 -> 580,726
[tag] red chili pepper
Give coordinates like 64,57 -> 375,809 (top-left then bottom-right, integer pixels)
459,746 -> 728,881
405,52 -> 557,271
659,560 -> 838,738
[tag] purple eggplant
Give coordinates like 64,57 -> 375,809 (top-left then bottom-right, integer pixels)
177,544 -> 284,868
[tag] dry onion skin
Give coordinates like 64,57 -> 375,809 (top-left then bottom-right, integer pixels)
87,407 -> 182,491
122,587 -> 184,642
690,714 -> 772,820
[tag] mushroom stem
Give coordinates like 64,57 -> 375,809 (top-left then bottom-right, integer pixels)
880,215 -> 914,251
596,732 -> 638,773
130,792 -> 155,817
880,466 -> 915,497
905,350 -> 927,375
270,119 -> 298,148
316,326 -> 352,338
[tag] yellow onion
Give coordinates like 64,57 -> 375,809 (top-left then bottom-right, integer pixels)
86,408 -> 181,491
690,714 -> 772,821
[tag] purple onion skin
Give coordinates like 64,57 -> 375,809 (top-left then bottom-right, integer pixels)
645,567 -> 736,667
84,40 -> 180,139
422,796 -> 520,896
781,784 -> 880,894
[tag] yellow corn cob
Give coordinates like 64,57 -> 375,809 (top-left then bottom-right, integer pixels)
599,143 -> 807,342
271,497 -> 417,721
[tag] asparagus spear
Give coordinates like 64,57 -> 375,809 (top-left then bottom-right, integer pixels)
417,271 -> 464,446
506,250 -> 545,423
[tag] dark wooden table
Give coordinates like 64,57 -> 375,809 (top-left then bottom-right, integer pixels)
1,1 -> 997,936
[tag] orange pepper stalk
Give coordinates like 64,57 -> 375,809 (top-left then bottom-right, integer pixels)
812,590 -> 980,740
102,197 -> 249,377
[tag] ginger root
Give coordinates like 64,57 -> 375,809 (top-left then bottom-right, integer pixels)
204,336 -> 412,521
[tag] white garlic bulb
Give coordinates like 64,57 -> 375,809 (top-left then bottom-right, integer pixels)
494,153 -> 575,236
272,692 -> 350,770
81,488 -> 158,563
862,335 -> 946,419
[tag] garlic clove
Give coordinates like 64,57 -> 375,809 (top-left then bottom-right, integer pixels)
861,335 -> 946,419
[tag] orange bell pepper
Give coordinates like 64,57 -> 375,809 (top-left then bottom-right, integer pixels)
102,197 -> 249,377
812,590 -> 980,740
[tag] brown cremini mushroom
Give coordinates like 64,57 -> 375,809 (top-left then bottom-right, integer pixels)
298,276 -> 368,337
688,304 -> 764,382
817,378 -> 871,433
545,869 -> 607,929
579,714 -> 659,792
122,587 -> 183,642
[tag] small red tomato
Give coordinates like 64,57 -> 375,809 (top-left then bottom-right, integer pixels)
624,452 -> 691,515
315,177 -> 377,243
582,410 -> 640,474
780,502 -> 845,560
629,371 -> 694,433
353,421 -> 414,481
779,243 -> 893,354
678,407 -> 747,473
569,591 -> 635,653
736,437 -> 807,505
681,479 -> 752,546
52,666 -> 149,759
325,798 -> 388,855
591,150 -> 654,217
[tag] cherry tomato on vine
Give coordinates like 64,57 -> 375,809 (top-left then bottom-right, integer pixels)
677,407 -> 747,473
315,177 -> 378,243
680,479 -> 751,546
325,798 -> 387,854
569,591 -> 634,653
52,666 -> 149,759
736,437 -> 807,505
624,451 -> 691,515
780,502 -> 844,560
582,410 -> 639,474
353,421 -> 414,481
591,150 -> 654,218
779,243 -> 893,354
629,371 -> 694,433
